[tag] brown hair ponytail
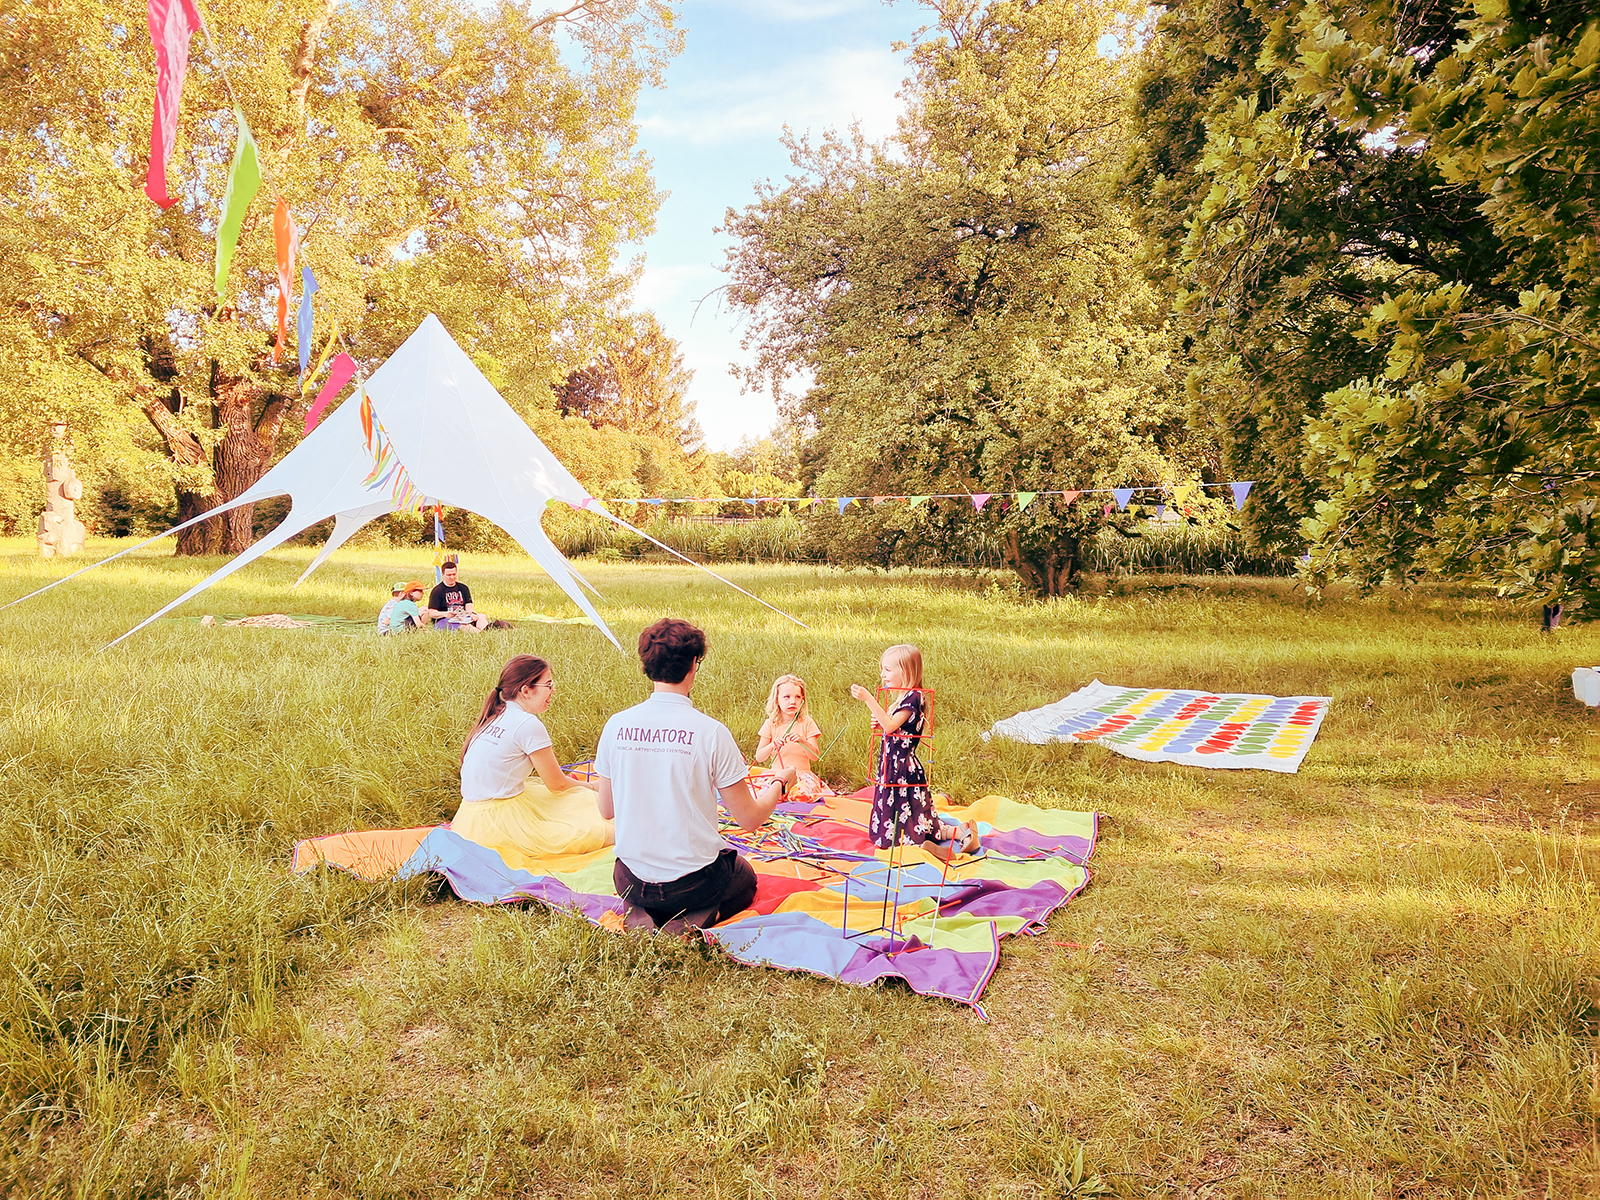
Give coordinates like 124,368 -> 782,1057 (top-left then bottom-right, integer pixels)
461,654 -> 550,764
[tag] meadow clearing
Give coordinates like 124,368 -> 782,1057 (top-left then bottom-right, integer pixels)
0,538 -> 1595,1198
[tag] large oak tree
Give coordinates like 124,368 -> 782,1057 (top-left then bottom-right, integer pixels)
1,0 -> 679,552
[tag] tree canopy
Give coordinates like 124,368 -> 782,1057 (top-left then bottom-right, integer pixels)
723,0 -> 1190,594
1126,0 -> 1600,612
0,0 -> 680,550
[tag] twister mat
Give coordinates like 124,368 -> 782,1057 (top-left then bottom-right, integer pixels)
293,785 -> 1096,1015
985,678 -> 1331,773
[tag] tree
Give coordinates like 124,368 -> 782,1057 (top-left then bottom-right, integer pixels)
723,0 -> 1188,594
0,0 -> 680,553
553,311 -> 701,450
1125,0 -> 1599,612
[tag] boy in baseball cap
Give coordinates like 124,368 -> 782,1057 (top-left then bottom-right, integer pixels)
378,579 -> 427,634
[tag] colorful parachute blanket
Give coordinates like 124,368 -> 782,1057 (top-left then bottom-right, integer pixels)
292,780 -> 1096,1015
984,678 -> 1332,773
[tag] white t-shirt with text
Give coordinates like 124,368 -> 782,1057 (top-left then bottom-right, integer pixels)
593,691 -> 747,882
460,701 -> 554,802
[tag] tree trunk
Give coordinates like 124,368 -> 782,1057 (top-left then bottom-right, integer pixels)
1004,528 -> 1082,597
146,362 -> 294,556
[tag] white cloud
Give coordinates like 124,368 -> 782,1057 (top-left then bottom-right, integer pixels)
640,45 -> 906,148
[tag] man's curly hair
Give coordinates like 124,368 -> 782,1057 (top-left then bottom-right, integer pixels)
637,617 -> 707,684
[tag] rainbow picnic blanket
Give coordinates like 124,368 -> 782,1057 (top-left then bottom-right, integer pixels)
986,679 -> 1331,773
293,788 -> 1096,1014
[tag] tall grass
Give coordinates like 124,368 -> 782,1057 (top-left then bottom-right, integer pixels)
1086,522 -> 1297,576
0,540 -> 1595,1195
548,512 -> 1294,578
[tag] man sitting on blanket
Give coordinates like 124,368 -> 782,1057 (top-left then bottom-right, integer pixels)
595,617 -> 795,929
426,558 -> 489,632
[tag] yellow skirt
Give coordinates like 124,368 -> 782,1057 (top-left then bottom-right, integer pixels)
450,779 -> 614,862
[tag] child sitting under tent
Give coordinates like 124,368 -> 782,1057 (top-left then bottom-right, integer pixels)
378,579 -> 427,634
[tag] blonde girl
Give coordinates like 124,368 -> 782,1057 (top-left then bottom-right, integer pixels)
849,644 -> 978,860
755,674 -> 823,772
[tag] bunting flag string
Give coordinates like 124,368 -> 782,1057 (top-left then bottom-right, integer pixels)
144,0 -> 201,209
358,389 -> 427,514
585,481 -> 1260,510
143,0 -> 373,441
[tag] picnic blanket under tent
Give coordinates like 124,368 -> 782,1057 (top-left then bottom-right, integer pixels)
293,775 -> 1097,1014
985,679 -> 1331,774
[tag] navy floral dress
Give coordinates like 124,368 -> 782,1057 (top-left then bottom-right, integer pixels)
869,690 -> 936,848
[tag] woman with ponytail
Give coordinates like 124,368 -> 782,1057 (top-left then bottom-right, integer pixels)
451,655 -> 613,863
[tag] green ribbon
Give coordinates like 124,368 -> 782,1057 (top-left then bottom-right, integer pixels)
215,107 -> 262,303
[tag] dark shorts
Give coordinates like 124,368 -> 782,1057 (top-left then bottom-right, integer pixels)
613,849 -> 757,929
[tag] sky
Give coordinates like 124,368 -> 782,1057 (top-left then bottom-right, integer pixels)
628,1 -> 926,451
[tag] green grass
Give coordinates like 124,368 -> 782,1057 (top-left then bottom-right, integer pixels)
0,537 -> 1596,1197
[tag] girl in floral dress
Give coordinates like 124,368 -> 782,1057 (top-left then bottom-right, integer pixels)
849,644 -> 978,860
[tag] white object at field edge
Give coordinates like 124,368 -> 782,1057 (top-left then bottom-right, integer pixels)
1573,667 -> 1600,708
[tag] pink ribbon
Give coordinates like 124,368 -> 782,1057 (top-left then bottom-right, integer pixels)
144,0 -> 202,209
304,354 -> 357,433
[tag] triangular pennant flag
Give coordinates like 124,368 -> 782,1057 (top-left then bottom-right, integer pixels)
1061,489 -> 1081,505
972,493 -> 994,511
1172,483 -> 1193,506
296,266 -> 319,381
1155,504 -> 1166,519
1230,481 -> 1254,510
144,0 -> 201,209
305,353 -> 357,433
272,200 -> 298,363
1113,488 -> 1135,510
645,498 -> 663,505
214,108 -> 262,303
908,496 -> 929,508
837,497 -> 854,515
1017,491 -> 1037,510
871,495 -> 888,506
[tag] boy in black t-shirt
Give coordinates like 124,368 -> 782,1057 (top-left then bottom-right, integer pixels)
425,560 -> 489,631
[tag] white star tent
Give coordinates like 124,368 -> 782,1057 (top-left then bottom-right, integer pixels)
7,315 -> 802,647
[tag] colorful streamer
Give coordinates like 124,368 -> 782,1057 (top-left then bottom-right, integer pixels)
272,200 -> 299,362
304,352 -> 357,433
214,108 -> 262,303
144,0 -> 202,209
297,267 -> 319,381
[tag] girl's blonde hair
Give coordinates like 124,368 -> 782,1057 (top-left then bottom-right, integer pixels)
765,674 -> 810,723
882,644 -> 923,691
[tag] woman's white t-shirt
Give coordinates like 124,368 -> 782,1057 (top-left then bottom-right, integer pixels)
460,701 -> 554,802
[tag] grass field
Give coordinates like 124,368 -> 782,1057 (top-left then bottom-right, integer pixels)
0,538 -> 1596,1198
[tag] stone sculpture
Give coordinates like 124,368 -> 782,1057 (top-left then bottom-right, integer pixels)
39,423 -> 87,558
